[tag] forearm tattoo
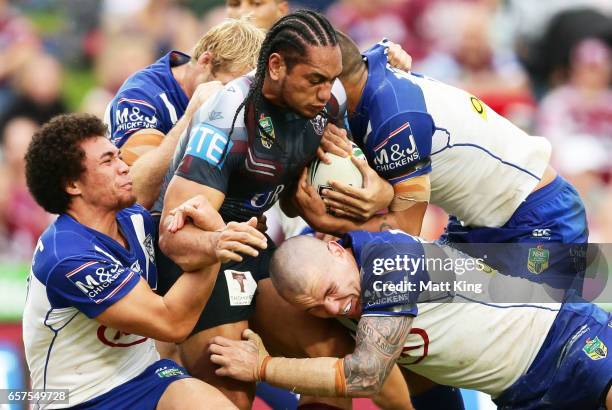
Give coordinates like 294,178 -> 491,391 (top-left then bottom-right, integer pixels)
343,315 -> 413,395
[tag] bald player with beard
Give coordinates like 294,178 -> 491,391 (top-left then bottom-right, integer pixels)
210,233 -> 612,410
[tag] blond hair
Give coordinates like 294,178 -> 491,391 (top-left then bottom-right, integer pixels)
192,18 -> 265,74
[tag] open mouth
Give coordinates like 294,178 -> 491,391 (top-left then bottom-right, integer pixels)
342,300 -> 352,316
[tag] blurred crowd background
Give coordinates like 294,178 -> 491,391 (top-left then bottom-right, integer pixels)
0,0 -> 611,263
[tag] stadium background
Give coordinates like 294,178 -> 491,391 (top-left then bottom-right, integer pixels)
0,0 -> 611,408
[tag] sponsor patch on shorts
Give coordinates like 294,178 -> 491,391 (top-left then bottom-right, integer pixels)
224,270 -> 257,306
155,366 -> 185,378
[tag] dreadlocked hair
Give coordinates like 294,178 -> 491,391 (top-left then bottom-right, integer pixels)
224,9 -> 338,156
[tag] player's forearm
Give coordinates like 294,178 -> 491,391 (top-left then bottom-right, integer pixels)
355,212 -> 421,235
159,223 -> 224,271
260,355 -> 385,398
307,211 -> 413,237
158,262 -> 220,342
130,115 -> 193,209
260,357 -> 351,397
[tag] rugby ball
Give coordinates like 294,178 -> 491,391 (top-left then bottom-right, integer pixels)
308,144 -> 366,196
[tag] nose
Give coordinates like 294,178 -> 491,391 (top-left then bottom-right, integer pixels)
118,157 -> 129,174
239,3 -> 253,17
323,297 -> 342,316
317,83 -> 333,105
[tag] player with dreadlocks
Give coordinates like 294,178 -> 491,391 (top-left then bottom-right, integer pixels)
156,10 -> 397,409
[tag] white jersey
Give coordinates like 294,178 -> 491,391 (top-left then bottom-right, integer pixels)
400,301 -> 558,396
352,42 -> 551,227
345,229 -> 560,397
23,205 -> 159,408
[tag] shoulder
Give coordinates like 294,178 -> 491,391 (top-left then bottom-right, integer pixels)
191,74 -> 252,130
111,83 -> 166,111
32,220 -> 99,284
347,230 -> 422,264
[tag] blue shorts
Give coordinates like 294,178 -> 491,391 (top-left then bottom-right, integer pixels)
439,176 -> 588,293
72,359 -> 191,409
495,302 -> 612,409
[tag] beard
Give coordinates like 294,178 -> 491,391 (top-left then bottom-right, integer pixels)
116,191 -> 137,210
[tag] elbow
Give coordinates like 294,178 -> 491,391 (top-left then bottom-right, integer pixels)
155,322 -> 192,343
345,362 -> 384,397
158,230 -> 190,271
158,228 -> 172,258
346,380 -> 383,398
168,325 -> 191,343
354,377 -> 383,397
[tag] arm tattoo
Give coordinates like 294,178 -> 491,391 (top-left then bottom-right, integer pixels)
343,315 -> 413,395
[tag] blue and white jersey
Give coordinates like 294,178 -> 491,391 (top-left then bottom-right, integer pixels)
106,51 -> 190,148
343,230 -> 426,317
341,229 -> 560,397
350,42 -> 552,227
22,205 -> 159,408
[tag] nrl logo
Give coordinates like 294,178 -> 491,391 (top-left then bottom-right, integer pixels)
258,114 -> 275,149
527,245 -> 549,274
583,336 -> 607,360
310,110 -> 327,136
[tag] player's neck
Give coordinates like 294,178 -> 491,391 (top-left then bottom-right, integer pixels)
261,75 -> 282,107
342,68 -> 368,116
171,64 -> 193,99
66,203 -> 124,246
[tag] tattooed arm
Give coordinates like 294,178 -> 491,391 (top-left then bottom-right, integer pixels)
209,316 -> 414,397
344,315 -> 414,395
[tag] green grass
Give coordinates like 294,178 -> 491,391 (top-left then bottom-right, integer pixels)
63,69 -> 97,111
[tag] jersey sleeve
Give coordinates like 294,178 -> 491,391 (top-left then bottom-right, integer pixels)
109,88 -> 169,148
46,256 -> 143,319
367,111 -> 434,186
174,86 -> 242,194
353,231 -> 431,317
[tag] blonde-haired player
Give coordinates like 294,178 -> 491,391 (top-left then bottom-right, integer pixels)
107,17 -> 265,209
105,16 -> 264,372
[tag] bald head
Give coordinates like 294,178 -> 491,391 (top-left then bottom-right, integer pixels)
269,236 -> 333,300
335,30 -> 366,81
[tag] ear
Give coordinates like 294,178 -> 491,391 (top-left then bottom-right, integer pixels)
277,1 -> 289,16
327,240 -> 345,258
268,52 -> 285,81
197,51 -> 213,67
65,180 -> 81,197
